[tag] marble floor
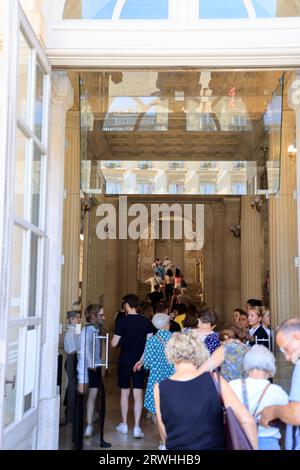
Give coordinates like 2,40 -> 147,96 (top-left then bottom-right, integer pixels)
59,373 -> 160,451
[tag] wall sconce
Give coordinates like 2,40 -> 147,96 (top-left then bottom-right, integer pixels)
230,224 -> 241,238
251,196 -> 263,212
288,143 -> 297,162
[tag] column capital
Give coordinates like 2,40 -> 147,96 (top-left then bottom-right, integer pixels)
51,72 -> 74,112
288,71 -> 300,113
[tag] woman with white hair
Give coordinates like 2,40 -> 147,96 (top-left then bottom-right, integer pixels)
229,345 -> 289,450
154,331 -> 258,450
135,314 -> 175,422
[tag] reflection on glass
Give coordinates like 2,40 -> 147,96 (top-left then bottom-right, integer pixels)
138,161 -> 152,169
17,32 -> 31,124
9,225 -> 25,319
4,328 -> 20,427
169,183 -> 184,195
28,233 -> 38,317
99,160 -> 272,195
104,96 -> 168,132
200,161 -> 216,169
232,182 -> 247,195
35,62 -> 44,141
169,162 -> 184,169
199,183 -> 216,194
137,182 -> 153,194
63,0 -> 168,19
104,160 -> 122,168
80,70 -> 284,196
106,180 -> 122,194
15,128 -> 27,220
31,146 -> 42,227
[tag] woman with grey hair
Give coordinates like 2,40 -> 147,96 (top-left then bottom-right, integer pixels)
154,331 -> 258,450
229,345 -> 289,450
134,314 -> 175,427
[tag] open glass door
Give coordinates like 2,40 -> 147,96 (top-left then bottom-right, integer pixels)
0,1 -> 51,450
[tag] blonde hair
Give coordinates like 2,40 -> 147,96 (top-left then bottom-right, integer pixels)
165,331 -> 209,368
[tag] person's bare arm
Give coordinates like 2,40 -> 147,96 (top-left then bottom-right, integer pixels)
198,345 -> 225,375
154,383 -> 167,446
133,334 -> 153,372
260,402 -> 300,427
111,334 -> 121,348
218,374 -> 258,450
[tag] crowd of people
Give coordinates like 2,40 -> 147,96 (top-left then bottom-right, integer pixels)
62,257 -> 300,451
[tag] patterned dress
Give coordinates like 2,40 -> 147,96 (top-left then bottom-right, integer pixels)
220,340 -> 249,382
204,332 -> 221,354
143,330 -> 175,414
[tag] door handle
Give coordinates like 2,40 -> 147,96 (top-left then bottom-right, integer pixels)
4,376 -> 16,397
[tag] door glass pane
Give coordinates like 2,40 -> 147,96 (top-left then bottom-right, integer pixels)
17,32 -> 31,124
31,146 -> 42,227
9,225 -> 25,319
4,328 -> 20,427
14,128 -> 27,220
28,233 -> 38,317
34,62 -> 44,141
24,326 -> 37,412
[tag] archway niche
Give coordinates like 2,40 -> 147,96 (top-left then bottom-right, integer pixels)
137,216 -> 204,290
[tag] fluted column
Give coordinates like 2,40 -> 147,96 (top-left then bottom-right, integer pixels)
289,73 -> 300,309
60,111 -> 81,321
241,196 -> 263,305
213,202 -> 225,320
38,72 -> 74,449
269,108 -> 299,328
223,198 -> 241,322
97,197 -> 119,334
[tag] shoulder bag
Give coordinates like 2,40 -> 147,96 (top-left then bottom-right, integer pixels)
211,373 -> 254,450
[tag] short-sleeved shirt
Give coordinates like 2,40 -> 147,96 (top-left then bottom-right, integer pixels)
286,361 -> 300,450
230,377 -> 289,439
115,314 -> 153,366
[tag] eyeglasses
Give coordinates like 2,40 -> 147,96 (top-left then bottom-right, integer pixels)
279,337 -> 290,354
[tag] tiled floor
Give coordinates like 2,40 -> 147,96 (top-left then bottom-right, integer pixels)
59,373 -> 160,451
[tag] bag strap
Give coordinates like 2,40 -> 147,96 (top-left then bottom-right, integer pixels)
252,382 -> 271,417
210,372 -> 222,403
241,378 -> 250,411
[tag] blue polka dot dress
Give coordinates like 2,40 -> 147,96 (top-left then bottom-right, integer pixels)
143,330 -> 175,414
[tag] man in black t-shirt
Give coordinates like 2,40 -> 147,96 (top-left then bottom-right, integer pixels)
111,294 -> 152,439
147,284 -> 163,311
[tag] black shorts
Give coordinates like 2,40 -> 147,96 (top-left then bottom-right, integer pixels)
117,363 -> 145,389
88,368 -> 102,388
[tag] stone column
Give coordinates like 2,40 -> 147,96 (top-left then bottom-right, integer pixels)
37,73 -> 74,449
240,196 -> 263,305
213,202 -> 225,320
270,88 -> 300,391
223,198 -> 241,322
289,73 -> 300,307
60,111 -> 81,322
103,200 -> 120,335
269,108 -> 299,328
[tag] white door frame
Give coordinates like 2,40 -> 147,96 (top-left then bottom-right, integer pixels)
0,0 -> 51,450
